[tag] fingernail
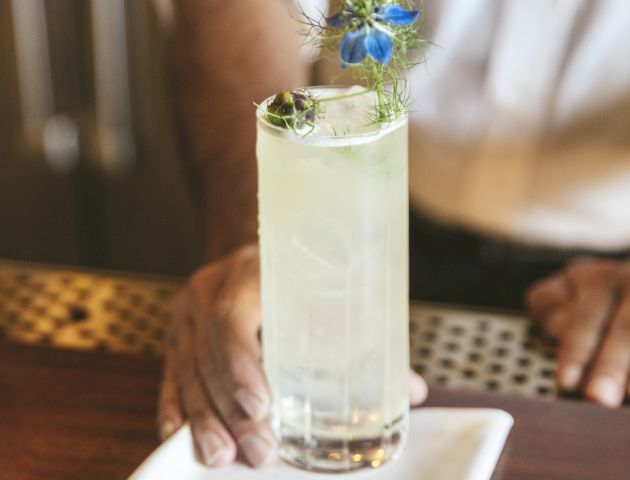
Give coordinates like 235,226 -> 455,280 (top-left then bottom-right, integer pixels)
238,434 -> 275,468
159,420 -> 178,440
559,363 -> 582,391
235,389 -> 268,421
589,377 -> 622,408
198,432 -> 228,466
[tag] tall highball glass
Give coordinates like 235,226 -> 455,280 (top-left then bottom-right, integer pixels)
257,86 -> 409,472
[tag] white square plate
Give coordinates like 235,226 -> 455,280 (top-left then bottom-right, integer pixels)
129,408 -> 513,480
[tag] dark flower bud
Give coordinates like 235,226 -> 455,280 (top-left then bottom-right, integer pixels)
267,90 -> 316,129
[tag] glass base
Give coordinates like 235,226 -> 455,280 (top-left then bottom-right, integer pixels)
278,416 -> 407,473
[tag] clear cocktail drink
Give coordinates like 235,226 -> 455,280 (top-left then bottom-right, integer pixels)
257,87 -> 409,472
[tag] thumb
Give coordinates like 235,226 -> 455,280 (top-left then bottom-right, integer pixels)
409,369 -> 428,406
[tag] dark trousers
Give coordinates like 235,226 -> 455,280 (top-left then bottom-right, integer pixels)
409,213 -> 628,311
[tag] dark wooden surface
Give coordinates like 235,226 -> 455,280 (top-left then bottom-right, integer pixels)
1,341 -> 629,480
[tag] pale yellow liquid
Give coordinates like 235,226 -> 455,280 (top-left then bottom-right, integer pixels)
257,87 -> 409,472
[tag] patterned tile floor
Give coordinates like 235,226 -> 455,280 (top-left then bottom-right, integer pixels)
0,260 -> 557,399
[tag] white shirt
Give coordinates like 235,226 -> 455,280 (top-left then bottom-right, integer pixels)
407,0 -> 630,251
298,0 -> 630,250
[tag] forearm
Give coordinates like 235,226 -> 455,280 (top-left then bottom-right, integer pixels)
171,0 -> 309,261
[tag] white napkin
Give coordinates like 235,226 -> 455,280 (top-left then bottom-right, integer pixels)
129,408 -> 513,480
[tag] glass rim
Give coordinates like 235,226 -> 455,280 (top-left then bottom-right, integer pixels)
256,85 -> 408,145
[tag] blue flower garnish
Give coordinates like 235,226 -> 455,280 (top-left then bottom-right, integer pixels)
327,3 -> 421,65
285,1 -> 425,127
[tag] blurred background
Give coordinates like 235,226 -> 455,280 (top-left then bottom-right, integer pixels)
0,0 -> 200,276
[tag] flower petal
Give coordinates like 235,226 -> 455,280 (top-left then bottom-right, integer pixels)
377,5 -> 421,26
340,30 -> 368,64
365,30 -> 393,65
326,12 -> 349,28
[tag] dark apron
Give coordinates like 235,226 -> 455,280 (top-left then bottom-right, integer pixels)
409,212 -> 629,310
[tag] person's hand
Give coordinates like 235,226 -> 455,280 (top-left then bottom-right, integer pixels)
526,258 -> 630,407
157,244 -> 428,468
158,245 -> 274,468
